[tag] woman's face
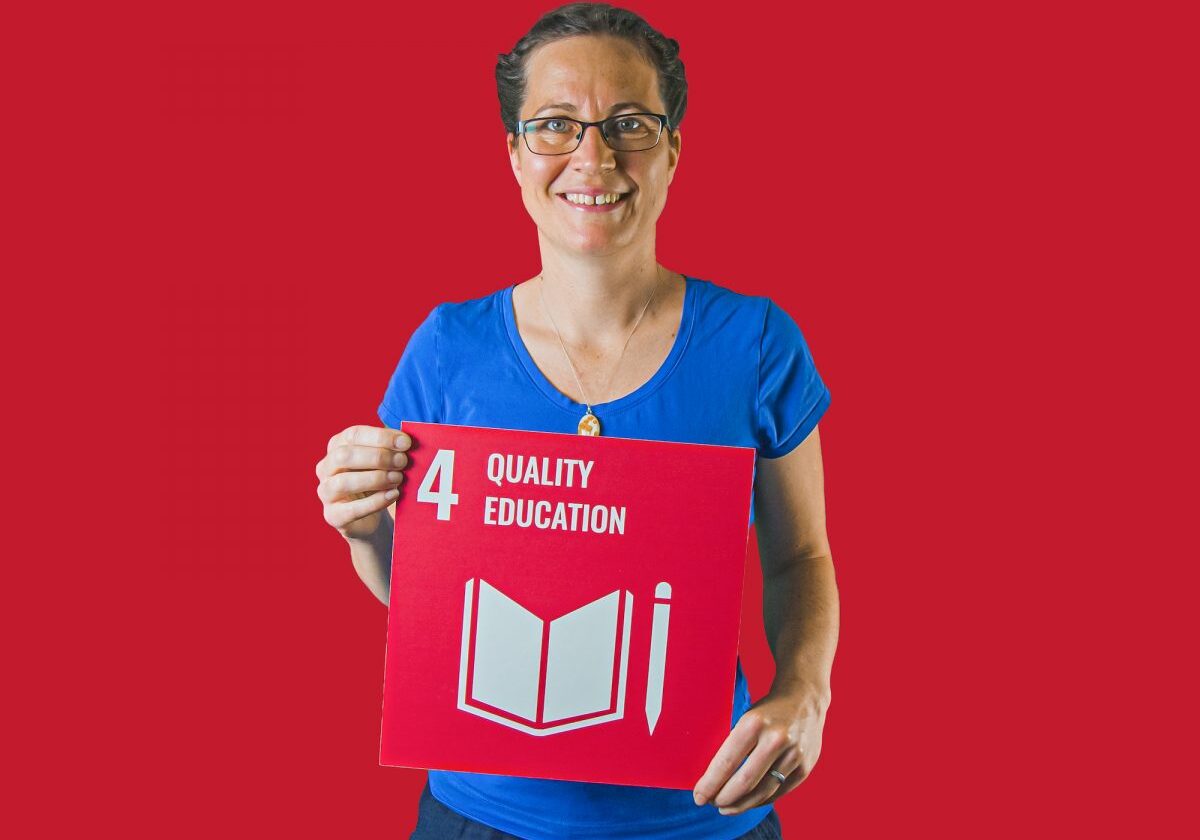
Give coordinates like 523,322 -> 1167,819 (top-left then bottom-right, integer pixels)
507,35 -> 681,257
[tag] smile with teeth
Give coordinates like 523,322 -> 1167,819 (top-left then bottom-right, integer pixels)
560,192 -> 626,205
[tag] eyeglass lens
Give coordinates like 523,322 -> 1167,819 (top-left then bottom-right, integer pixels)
523,114 -> 663,154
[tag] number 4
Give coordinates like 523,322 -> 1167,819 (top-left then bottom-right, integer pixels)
417,448 -> 459,521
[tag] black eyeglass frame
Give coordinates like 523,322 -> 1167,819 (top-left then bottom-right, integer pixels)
514,112 -> 672,155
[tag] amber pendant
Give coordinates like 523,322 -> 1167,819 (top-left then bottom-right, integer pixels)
578,412 -> 601,436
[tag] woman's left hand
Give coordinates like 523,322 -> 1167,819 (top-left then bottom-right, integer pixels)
692,686 -> 828,815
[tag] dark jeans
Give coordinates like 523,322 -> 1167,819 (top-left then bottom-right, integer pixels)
410,780 -> 784,840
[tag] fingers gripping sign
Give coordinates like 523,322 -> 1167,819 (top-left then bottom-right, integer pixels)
316,424 -> 414,539
691,689 -> 826,816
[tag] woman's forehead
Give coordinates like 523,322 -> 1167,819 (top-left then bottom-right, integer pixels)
524,36 -> 661,112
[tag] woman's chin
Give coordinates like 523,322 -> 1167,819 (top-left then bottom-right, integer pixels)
562,228 -> 632,254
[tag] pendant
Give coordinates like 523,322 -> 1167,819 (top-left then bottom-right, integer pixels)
578,411 -> 601,436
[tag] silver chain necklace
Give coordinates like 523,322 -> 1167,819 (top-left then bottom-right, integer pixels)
537,269 -> 662,436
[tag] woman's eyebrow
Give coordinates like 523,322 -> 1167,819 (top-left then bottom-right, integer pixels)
531,100 -> 652,116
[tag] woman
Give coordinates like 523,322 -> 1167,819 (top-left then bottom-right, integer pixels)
315,4 -> 838,838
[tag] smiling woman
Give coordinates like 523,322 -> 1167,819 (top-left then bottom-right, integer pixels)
505,31 -> 679,270
313,3 -> 838,839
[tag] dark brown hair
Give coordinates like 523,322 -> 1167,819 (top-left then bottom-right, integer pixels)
495,2 -> 688,134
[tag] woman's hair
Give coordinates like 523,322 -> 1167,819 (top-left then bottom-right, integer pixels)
495,2 -> 688,135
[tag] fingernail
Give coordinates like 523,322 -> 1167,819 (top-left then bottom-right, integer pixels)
718,807 -> 732,815
385,489 -> 399,500
395,435 -> 409,449
693,793 -> 704,806
386,471 -> 403,482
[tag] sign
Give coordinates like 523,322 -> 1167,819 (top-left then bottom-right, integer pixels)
379,422 -> 756,789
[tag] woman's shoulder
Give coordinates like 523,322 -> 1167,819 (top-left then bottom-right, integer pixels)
688,274 -> 774,328
421,284 -> 511,331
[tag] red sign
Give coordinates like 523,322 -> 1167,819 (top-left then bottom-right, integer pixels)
380,422 -> 756,789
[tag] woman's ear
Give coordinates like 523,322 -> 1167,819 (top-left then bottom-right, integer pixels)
666,128 -> 681,187
507,132 -> 523,185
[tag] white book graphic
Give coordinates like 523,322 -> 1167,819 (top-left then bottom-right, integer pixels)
458,578 -> 634,736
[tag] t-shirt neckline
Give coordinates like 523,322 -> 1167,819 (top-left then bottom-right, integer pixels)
501,274 -> 697,418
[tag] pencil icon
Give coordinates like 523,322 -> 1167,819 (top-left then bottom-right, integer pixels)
645,581 -> 671,734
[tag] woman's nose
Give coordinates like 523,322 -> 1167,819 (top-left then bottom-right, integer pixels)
572,124 -> 616,170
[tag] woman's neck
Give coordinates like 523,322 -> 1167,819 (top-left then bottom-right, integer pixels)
535,244 -> 671,342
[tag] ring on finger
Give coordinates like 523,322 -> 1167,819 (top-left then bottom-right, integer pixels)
767,768 -> 787,785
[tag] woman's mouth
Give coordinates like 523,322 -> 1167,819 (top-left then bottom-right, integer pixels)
556,192 -> 629,213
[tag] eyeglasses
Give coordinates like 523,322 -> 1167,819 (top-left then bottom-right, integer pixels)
515,112 -> 671,155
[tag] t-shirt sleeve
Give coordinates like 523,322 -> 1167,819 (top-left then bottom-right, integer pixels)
377,305 -> 443,430
755,298 -> 831,459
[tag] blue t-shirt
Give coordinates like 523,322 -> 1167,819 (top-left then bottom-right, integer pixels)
378,275 -> 830,840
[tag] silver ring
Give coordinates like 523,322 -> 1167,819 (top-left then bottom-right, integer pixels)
768,769 -> 787,784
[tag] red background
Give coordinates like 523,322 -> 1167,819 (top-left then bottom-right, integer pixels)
9,1 -> 1195,837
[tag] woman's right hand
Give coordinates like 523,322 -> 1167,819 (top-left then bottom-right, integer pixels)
316,425 -> 412,541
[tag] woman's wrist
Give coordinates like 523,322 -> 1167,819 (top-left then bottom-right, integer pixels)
769,677 -> 832,713
342,509 -> 394,549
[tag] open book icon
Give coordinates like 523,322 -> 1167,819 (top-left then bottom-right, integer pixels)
457,578 -> 634,736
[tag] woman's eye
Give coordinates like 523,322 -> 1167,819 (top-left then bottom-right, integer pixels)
545,119 -> 571,133
615,118 -> 642,131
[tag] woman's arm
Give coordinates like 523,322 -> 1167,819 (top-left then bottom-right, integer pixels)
345,500 -> 398,607
692,425 -> 839,814
756,425 -> 838,705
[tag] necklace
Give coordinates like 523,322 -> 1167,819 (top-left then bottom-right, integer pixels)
537,269 -> 662,436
